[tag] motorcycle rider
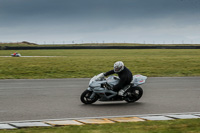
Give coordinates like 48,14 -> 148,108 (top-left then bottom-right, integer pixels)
101,61 -> 133,96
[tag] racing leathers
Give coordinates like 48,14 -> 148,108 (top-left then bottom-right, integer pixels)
104,66 -> 133,92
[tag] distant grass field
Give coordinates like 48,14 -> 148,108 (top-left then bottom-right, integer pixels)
0,119 -> 200,133
0,49 -> 200,79
1,42 -> 200,47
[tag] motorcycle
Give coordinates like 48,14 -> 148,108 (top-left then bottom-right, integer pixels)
80,73 -> 147,104
11,53 -> 21,57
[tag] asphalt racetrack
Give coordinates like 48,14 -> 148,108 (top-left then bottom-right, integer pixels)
0,77 -> 200,122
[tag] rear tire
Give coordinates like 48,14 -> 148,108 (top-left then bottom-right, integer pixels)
80,90 -> 99,104
125,86 -> 143,103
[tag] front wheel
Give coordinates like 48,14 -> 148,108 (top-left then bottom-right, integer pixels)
80,90 -> 99,104
125,86 -> 143,103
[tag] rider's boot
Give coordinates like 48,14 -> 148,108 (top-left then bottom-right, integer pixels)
118,89 -> 125,96
118,85 -> 130,96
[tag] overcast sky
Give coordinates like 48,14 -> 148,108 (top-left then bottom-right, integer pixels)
0,0 -> 200,44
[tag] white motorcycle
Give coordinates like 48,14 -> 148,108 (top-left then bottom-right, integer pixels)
80,73 -> 147,104
11,53 -> 21,57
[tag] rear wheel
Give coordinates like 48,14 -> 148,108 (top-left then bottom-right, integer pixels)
80,90 -> 99,104
125,86 -> 143,103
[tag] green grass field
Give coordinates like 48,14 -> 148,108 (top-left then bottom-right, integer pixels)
0,49 -> 200,79
0,119 -> 200,133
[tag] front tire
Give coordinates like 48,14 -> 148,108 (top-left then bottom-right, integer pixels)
125,86 -> 143,103
80,90 -> 99,104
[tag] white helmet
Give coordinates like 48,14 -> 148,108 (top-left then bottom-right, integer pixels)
114,61 -> 124,72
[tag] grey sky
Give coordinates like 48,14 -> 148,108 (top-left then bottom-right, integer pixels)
0,0 -> 200,44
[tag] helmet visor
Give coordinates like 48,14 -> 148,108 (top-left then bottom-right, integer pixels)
114,66 -> 122,72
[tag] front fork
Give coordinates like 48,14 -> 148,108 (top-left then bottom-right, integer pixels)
87,87 -> 96,99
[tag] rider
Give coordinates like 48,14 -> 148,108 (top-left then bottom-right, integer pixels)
102,61 -> 133,96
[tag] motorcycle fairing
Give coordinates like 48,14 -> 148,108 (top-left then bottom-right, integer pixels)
106,76 -> 120,87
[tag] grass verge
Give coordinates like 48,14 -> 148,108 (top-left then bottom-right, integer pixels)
0,49 -> 200,79
0,119 -> 200,133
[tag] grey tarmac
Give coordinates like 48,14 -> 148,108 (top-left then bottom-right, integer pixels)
0,77 -> 200,122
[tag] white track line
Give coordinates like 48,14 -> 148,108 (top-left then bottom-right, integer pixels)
0,56 -> 61,57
